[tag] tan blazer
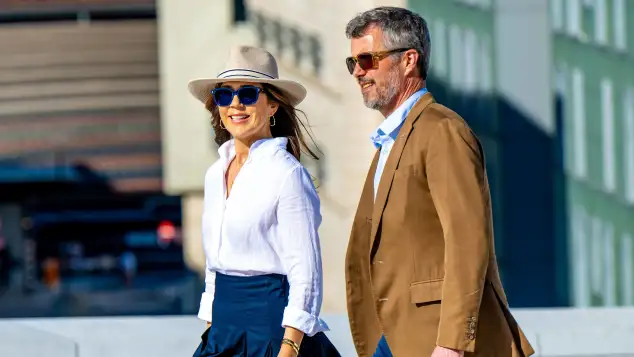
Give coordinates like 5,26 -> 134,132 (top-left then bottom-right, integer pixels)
345,93 -> 535,357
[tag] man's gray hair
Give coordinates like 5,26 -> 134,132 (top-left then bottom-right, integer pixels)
345,6 -> 431,79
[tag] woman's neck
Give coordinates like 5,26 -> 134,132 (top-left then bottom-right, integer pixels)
233,136 -> 270,164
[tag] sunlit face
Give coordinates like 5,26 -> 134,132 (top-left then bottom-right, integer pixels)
217,81 -> 278,144
349,27 -> 402,111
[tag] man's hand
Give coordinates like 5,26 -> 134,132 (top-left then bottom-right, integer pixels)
431,346 -> 464,357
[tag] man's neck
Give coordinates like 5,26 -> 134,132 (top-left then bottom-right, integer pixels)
380,79 -> 426,118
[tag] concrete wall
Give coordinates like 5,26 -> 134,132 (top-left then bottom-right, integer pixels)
157,0 -> 407,313
2,308 -> 634,356
157,0 -> 256,274
244,0 -> 410,313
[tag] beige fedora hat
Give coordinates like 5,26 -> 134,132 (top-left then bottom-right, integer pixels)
188,46 -> 307,106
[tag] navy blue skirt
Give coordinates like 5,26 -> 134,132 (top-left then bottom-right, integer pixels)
193,273 -> 341,357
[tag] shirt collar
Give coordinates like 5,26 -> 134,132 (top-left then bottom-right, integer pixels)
218,137 -> 289,162
370,88 -> 428,148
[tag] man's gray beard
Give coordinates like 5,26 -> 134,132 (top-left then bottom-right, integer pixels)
363,68 -> 400,111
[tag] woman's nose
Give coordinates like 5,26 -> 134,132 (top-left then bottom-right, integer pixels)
230,93 -> 241,107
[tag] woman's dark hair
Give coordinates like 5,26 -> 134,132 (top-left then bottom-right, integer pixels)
205,83 -> 320,162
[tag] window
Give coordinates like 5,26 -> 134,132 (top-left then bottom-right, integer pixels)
252,13 -> 266,46
590,217 -> 603,301
448,24 -> 463,88
566,0 -> 582,38
232,0 -> 247,23
271,19 -> 283,54
594,0 -> 608,44
289,27 -> 302,66
622,233 -> 634,305
479,37 -> 492,93
591,217 -> 616,306
463,29 -> 478,93
478,0 -> 492,8
432,19 -> 447,78
601,78 -> 616,192
456,0 -> 492,8
625,88 -> 634,203
614,0 -> 627,51
551,0 -> 564,31
570,205 -> 590,307
555,62 -> 568,96
572,67 -> 587,179
307,35 -> 322,77
602,220 -> 617,306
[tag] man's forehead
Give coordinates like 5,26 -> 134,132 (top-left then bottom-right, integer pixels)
350,28 -> 384,54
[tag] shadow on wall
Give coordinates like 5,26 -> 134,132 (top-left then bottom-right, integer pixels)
427,75 -> 569,308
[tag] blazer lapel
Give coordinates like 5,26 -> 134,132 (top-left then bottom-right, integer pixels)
361,150 -> 380,214
369,93 -> 435,253
350,149 -> 379,248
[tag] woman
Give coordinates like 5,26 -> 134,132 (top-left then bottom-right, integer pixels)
188,46 -> 340,357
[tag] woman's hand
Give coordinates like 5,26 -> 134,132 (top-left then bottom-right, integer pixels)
277,343 -> 298,357
277,326 -> 304,357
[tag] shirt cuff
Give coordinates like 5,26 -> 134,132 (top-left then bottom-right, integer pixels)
281,306 -> 330,337
197,291 -> 214,322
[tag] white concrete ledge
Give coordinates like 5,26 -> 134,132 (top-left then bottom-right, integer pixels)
1,308 -> 634,357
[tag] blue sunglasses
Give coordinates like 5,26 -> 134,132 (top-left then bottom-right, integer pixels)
211,85 -> 262,107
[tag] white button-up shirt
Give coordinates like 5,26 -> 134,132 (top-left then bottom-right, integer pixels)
197,137 -> 329,337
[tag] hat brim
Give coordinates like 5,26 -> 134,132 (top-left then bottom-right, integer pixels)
187,77 -> 307,107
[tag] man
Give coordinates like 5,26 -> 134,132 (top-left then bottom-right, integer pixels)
343,7 -> 535,357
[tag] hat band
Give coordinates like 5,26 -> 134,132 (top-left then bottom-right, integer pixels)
217,68 -> 276,80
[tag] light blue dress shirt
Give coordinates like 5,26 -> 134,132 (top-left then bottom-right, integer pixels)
371,88 -> 427,199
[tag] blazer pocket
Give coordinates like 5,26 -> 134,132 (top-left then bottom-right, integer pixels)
410,279 -> 443,304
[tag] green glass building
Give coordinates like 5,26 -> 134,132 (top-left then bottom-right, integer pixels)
406,0 -> 634,307
551,0 -> 634,307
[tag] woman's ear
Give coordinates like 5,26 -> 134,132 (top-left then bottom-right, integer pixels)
268,102 -> 279,117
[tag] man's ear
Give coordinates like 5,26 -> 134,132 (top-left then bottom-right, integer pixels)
403,49 -> 420,77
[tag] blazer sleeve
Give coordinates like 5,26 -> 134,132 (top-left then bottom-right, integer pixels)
425,118 -> 491,352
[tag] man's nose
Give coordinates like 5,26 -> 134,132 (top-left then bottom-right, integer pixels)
352,62 -> 366,78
